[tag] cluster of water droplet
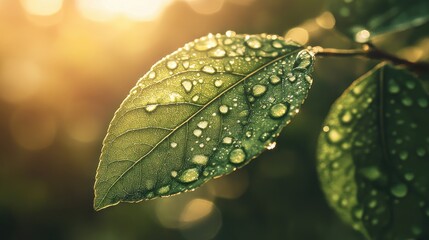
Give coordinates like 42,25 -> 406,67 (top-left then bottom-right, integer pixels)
100,31 -> 315,205
317,64 -> 429,238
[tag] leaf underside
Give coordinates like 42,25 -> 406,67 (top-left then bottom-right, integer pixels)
94,32 -> 314,210
317,63 -> 429,239
329,0 -> 429,41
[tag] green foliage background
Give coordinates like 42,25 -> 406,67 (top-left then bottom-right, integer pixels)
0,0 -> 428,239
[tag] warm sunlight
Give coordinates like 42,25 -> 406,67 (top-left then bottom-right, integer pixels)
76,0 -> 174,22
20,0 -> 63,16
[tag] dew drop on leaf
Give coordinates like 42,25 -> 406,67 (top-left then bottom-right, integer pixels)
178,168 -> 200,183
167,60 -> 178,70
245,36 -> 262,49
202,65 -> 216,74
229,148 -> 246,164
192,155 -> 209,165
252,84 -> 267,97
390,183 -> 408,198
181,80 -> 193,93
269,103 -> 288,118
219,105 -> 229,114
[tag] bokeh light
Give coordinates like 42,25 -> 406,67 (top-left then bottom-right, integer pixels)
185,0 -> 225,15
20,0 -> 63,16
76,0 -> 174,22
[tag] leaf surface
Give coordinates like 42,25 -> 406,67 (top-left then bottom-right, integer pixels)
94,32 -> 314,210
329,0 -> 429,42
317,63 -> 429,239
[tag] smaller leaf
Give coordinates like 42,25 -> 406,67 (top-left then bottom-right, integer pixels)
317,63 -> 429,239
329,0 -> 429,42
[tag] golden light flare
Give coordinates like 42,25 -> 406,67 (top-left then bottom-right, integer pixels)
180,198 -> 214,223
285,27 -> 309,45
76,0 -> 174,22
0,59 -> 42,103
316,11 -> 336,30
185,0 -> 225,15
20,0 -> 63,16
10,107 -> 57,151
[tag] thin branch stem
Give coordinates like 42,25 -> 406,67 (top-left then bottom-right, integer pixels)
314,44 -> 429,74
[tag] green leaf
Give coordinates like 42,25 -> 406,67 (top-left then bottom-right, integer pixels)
317,63 -> 429,239
94,32 -> 314,210
329,0 -> 429,42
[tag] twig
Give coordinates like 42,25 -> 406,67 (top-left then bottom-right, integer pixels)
314,44 -> 429,74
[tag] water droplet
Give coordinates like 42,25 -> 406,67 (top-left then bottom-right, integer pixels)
209,48 -> 226,58
197,121 -> 208,129
267,142 -> 277,150
305,75 -> 313,84
157,185 -> 170,194
388,80 -> 400,94
195,37 -> 218,51
353,207 -> 363,219
252,84 -> 267,97
178,168 -> 200,183
288,75 -> 296,83
181,80 -> 193,93
270,103 -> 288,118
167,60 -> 178,70
327,129 -> 342,143
390,183 -> 408,198
245,37 -> 262,49
399,151 -> 408,160
183,61 -> 190,69
145,104 -> 158,112
192,95 -> 200,102
170,142 -> 178,148
245,131 -> 252,138
171,171 -> 178,177
401,97 -> 413,107
368,199 -> 377,208
360,166 -> 381,180
229,148 -> 246,164
270,75 -> 281,85
222,137 -> 233,144
219,105 -> 229,114
340,110 -> 353,124
272,40 -> 283,49
293,49 -> 314,72
192,155 -> 208,165
418,98 -> 428,108
225,30 -> 236,37
417,148 -> 426,157
214,80 -> 223,87
202,66 -> 216,74
406,80 -> 416,89
148,71 -> 156,79
193,129 -> 202,137
404,172 -> 414,181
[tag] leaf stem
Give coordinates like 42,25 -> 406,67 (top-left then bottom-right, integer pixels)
314,43 -> 429,74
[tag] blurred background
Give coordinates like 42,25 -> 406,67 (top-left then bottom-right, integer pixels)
1,0 -> 428,239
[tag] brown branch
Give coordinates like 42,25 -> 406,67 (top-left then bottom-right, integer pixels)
314,44 -> 429,74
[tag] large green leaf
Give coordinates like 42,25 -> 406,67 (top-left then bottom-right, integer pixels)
94,32 -> 314,210
317,63 -> 429,239
329,0 -> 429,42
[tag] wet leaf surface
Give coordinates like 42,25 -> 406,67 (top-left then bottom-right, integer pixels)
317,63 -> 429,239
94,32 -> 314,210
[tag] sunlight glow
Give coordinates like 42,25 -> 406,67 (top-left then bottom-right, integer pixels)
77,0 -> 173,22
185,0 -> 224,15
285,27 -> 309,45
20,0 -> 63,16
